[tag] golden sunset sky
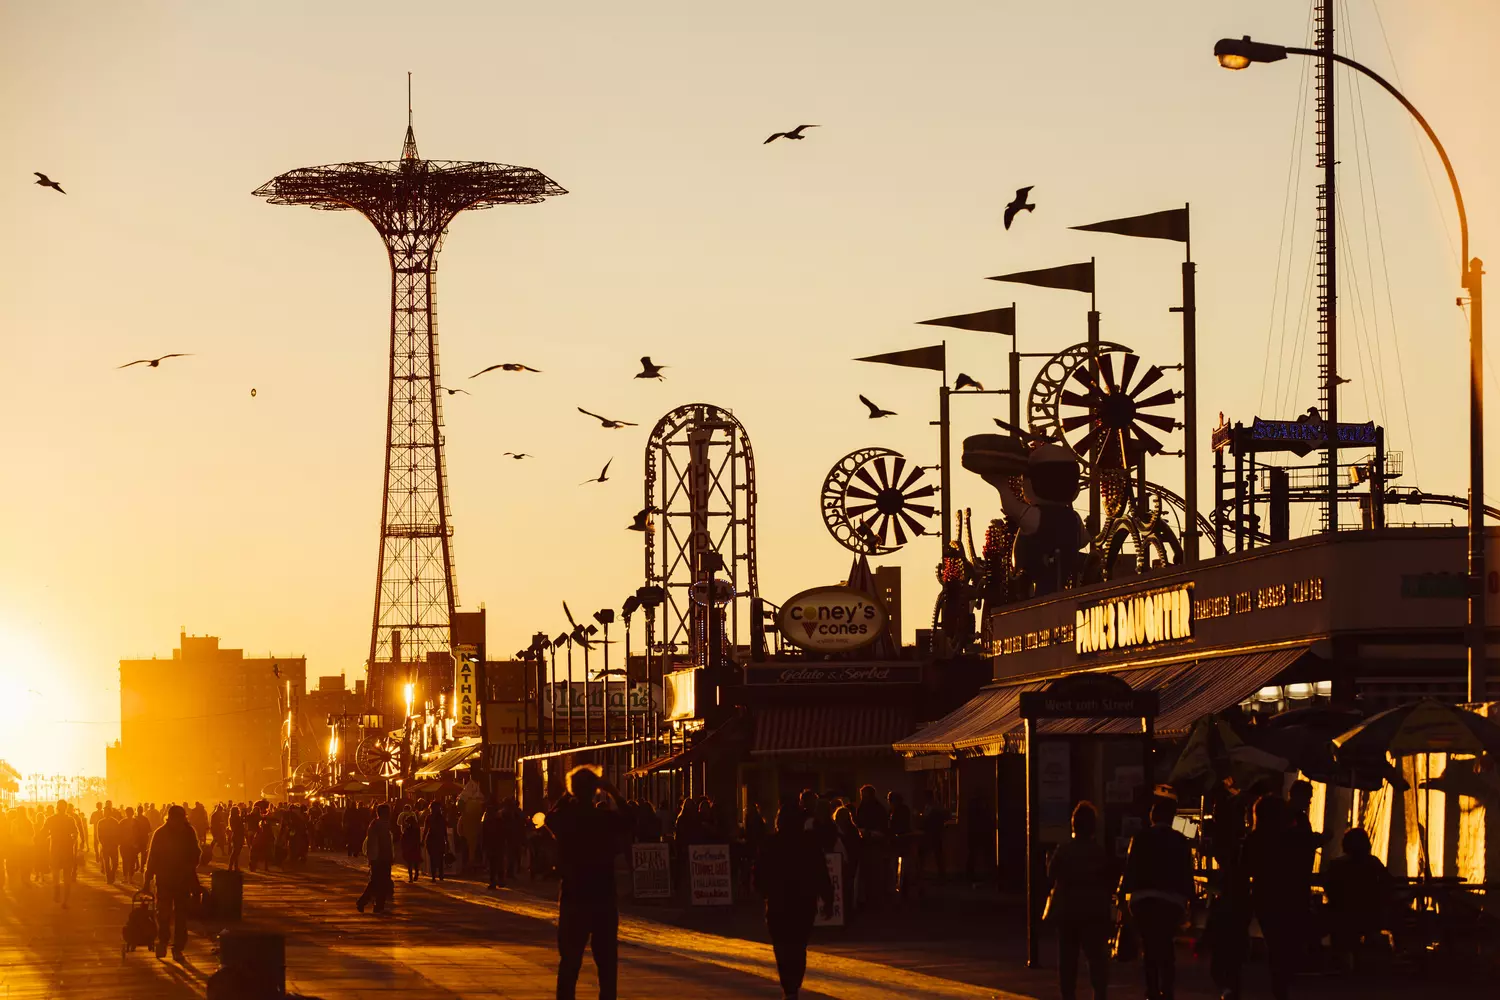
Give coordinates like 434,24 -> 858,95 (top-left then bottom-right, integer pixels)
2,1 -> 1496,776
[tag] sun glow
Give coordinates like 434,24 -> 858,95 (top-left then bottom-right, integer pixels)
0,622 -> 70,774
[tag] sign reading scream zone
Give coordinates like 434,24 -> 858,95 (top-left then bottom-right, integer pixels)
777,585 -> 888,653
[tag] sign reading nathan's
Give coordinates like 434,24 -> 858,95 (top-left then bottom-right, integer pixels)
1075,585 -> 1193,655
778,586 -> 888,653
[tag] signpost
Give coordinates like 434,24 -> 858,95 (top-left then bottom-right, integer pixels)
1019,673 -> 1157,969
688,843 -> 733,905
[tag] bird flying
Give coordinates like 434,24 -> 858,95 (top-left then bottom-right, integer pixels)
34,172 -> 65,194
859,394 -> 897,419
562,602 -> 579,629
764,124 -> 819,144
1003,186 -> 1035,230
119,354 -> 191,369
628,506 -> 658,532
578,407 -> 638,429
503,452 -> 533,460
470,363 -> 541,378
581,458 -> 613,485
438,386 -> 470,395
636,357 -> 667,380
953,373 -> 984,391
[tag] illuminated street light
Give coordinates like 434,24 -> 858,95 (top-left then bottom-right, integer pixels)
1213,36 -> 1288,70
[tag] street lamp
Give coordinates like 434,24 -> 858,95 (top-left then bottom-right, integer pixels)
1214,35 -> 1486,702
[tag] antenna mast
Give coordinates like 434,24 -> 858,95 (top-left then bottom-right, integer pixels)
1316,0 -> 1338,532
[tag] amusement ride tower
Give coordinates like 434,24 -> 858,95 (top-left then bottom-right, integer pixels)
254,88 -> 566,723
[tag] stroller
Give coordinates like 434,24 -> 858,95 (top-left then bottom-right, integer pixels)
122,891 -> 157,956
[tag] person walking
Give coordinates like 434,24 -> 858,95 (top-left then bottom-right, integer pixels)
482,798 -> 507,889
400,813 -> 423,882
145,805 -> 201,962
356,803 -> 395,914
1241,794 -> 1304,1000
546,765 -> 632,1000
1322,826 -> 1390,973
98,806 -> 121,884
89,801 -> 103,868
1047,801 -> 1114,1000
120,807 -> 142,883
424,802 -> 449,881
1120,796 -> 1194,1000
43,801 -> 79,908
754,795 -> 835,1000
227,805 -> 245,872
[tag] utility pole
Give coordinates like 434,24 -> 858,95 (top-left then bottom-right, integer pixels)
1468,257 -> 1487,703
1317,0 -> 1340,533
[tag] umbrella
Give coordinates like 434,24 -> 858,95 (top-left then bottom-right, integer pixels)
1333,699 -> 1500,759
1169,714 -> 1288,792
331,776 -> 374,794
413,779 -> 463,797
1418,757 -> 1500,802
1252,707 -> 1406,791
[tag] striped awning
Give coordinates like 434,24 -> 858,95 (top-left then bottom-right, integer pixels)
894,645 -> 1310,756
414,739 -> 481,779
482,744 -> 520,774
751,704 -> 912,757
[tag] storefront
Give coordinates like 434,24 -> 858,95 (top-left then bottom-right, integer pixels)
896,527 -> 1500,883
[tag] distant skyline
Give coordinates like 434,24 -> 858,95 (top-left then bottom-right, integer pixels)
2,1 -> 1496,775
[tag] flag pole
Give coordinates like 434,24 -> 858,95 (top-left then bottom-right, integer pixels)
1181,204 -> 1200,563
1087,259 -> 1101,536
940,341 -> 952,547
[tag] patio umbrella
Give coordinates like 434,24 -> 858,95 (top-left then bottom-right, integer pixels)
331,776 -> 373,794
1252,707 -> 1406,791
1169,714 -> 1288,792
1333,699 -> 1500,759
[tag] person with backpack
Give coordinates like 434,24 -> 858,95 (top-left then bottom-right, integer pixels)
356,803 -> 395,914
145,805 -> 201,961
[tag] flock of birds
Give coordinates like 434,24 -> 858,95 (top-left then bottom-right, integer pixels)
35,126 -> 1039,522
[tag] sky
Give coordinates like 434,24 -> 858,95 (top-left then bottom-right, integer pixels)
2,1 -> 1497,776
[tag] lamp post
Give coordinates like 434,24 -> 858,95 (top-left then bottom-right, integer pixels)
1215,35 -> 1486,702
595,609 -> 616,741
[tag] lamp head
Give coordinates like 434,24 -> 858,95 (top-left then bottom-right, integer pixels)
1215,36 -> 1287,70
621,595 -> 640,617
594,608 -> 615,625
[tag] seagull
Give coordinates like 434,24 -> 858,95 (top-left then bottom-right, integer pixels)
581,458 -> 613,485
859,394 -> 897,419
34,172 -> 65,194
438,386 -> 470,395
503,452 -> 533,460
628,506 -> 658,531
764,124 -> 819,144
118,354 -> 191,369
953,373 -> 984,391
1003,186 -> 1035,230
636,357 -> 667,380
470,363 -> 542,378
578,407 -> 638,429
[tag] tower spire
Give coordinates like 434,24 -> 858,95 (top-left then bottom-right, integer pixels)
402,72 -> 419,161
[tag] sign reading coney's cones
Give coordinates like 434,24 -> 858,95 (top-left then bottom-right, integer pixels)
777,585 -> 888,653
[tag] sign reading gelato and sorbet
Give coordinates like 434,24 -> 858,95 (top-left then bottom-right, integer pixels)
776,585 -> 888,653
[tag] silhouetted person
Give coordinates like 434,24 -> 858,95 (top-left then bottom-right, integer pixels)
546,764 -> 631,1000
145,805 -> 200,961
356,803 -> 395,914
89,802 -> 103,866
98,806 -> 121,884
400,814 -> 423,882
1048,801 -> 1113,1000
1241,795 -> 1303,1000
918,791 -> 950,879
344,802 -> 362,858
1322,827 -> 1389,972
424,802 -> 449,881
1120,798 -> 1193,1000
120,807 -> 142,882
43,801 -> 79,908
482,798 -> 506,889
754,796 -> 834,1000
227,806 -> 245,872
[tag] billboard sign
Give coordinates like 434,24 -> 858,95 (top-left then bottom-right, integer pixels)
776,585 -> 887,653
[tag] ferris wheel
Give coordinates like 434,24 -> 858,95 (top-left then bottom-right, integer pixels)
821,448 -> 939,555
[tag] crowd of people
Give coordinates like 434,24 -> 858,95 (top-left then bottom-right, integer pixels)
1046,779 -> 1393,1000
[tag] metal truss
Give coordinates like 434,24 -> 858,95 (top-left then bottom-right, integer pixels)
255,120 -> 566,719
643,404 -> 758,664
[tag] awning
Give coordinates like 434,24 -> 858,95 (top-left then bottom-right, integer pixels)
894,645 -> 1310,756
414,739 -> 481,779
751,704 -> 912,757
626,716 -> 750,778
482,744 -> 520,774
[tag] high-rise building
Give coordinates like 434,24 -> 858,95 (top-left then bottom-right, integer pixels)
107,632 -> 306,804
874,565 -> 903,647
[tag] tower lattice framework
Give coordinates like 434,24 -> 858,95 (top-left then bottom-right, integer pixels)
255,114 -> 566,721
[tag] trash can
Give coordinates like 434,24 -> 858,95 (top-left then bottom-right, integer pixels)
216,928 -> 284,993
210,869 -> 243,921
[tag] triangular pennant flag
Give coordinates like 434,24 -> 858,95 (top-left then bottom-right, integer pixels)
987,261 -> 1094,294
918,306 -> 1015,336
854,344 -> 945,372
1071,207 -> 1188,243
